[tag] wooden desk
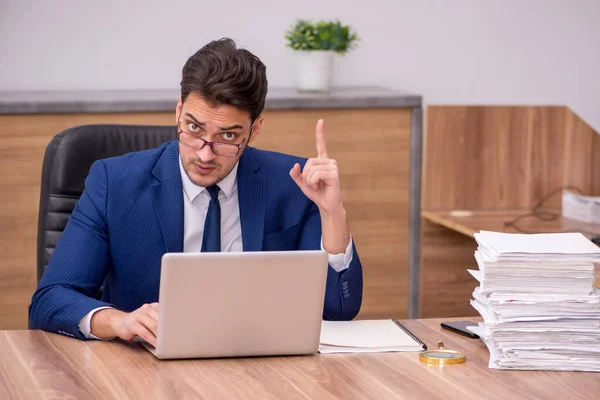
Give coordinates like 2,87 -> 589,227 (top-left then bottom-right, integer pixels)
421,210 -> 600,307
422,209 -> 600,238
420,106 -> 600,318
1,318 -> 597,400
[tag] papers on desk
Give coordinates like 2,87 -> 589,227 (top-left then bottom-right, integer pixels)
562,190 -> 600,224
318,320 -> 427,353
474,231 -> 600,262
469,231 -> 600,372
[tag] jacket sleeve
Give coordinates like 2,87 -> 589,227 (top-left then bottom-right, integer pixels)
29,160 -> 115,340
298,203 -> 363,320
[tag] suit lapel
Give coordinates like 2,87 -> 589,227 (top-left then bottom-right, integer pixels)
152,142 -> 184,253
238,147 -> 266,251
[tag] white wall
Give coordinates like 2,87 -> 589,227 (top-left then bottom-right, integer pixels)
1,0 -> 599,130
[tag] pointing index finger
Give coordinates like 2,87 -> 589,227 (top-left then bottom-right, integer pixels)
315,119 -> 328,158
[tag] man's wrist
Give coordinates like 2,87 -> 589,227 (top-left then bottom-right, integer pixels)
320,206 -> 350,254
319,205 -> 347,222
91,308 -> 125,339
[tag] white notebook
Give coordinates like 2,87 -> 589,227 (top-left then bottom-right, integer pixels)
318,319 -> 427,354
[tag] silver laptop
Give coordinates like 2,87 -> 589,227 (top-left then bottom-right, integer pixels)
141,250 -> 328,359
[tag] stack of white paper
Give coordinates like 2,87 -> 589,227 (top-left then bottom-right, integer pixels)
468,231 -> 600,372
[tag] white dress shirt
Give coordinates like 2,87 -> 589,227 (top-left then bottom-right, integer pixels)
79,156 -> 353,338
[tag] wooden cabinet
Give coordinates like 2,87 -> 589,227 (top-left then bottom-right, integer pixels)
0,88 -> 423,329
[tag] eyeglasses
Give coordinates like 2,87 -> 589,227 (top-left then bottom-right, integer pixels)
177,120 -> 253,157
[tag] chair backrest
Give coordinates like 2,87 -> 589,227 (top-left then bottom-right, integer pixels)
37,124 -> 176,282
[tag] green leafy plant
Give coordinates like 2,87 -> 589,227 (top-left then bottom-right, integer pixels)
285,19 -> 358,55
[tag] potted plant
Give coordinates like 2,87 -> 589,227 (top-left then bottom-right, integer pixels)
285,19 -> 358,93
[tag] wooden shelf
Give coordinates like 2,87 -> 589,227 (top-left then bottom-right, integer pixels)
422,209 -> 600,238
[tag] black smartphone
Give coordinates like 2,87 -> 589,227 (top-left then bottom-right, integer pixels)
440,321 -> 480,339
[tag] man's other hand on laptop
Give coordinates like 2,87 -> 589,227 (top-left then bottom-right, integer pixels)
90,303 -> 159,346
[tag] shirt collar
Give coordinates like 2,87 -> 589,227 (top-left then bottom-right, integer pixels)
178,156 -> 239,202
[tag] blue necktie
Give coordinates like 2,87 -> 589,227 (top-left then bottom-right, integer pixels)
201,185 -> 221,252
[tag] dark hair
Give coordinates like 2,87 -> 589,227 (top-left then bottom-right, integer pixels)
180,38 -> 268,122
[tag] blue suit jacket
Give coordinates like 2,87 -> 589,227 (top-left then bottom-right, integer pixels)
30,141 -> 363,339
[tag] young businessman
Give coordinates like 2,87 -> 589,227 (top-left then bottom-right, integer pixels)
29,38 -> 363,346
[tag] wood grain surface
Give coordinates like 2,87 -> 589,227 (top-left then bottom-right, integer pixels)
420,106 -> 600,318
1,318 -> 598,400
0,107 -> 412,329
420,218 -> 480,318
423,106 -> 600,211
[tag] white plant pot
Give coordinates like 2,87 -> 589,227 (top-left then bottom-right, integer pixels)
295,50 -> 335,93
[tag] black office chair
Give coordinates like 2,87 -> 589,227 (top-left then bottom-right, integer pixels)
32,124 -> 176,327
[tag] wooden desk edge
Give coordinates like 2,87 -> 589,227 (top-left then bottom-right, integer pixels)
421,210 -> 476,237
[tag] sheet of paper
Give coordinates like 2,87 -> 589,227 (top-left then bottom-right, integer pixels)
474,231 -> 600,260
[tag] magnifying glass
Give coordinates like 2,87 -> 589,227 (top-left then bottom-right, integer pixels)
419,341 -> 466,365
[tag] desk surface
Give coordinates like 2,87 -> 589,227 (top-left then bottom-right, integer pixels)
1,318 -> 597,400
422,209 -> 600,238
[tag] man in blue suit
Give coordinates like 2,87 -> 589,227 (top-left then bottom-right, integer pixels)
30,38 -> 363,346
